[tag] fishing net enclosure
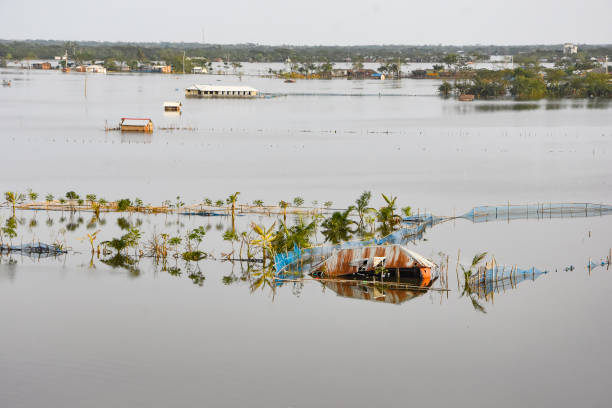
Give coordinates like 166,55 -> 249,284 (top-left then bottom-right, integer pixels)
461,203 -> 612,223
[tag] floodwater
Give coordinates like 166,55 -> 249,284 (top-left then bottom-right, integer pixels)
1,68 -> 612,407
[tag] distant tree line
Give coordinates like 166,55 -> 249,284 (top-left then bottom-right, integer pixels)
1,39 -> 611,64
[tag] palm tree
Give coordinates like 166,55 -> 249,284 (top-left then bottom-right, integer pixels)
4,191 -> 25,216
250,222 -> 276,267
27,188 -> 38,202
272,216 -> 316,253
321,206 -> 356,244
227,192 -> 240,231
65,191 -> 79,212
45,194 -> 54,210
278,200 -> 289,224
355,190 -> 372,227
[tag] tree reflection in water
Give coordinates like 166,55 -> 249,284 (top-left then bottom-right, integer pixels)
101,254 -> 140,277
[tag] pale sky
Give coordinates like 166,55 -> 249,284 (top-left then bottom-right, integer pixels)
1,0 -> 611,45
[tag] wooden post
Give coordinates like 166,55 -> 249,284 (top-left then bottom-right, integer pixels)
455,249 -> 461,290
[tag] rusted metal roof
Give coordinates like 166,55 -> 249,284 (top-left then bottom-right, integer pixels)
313,245 -> 435,277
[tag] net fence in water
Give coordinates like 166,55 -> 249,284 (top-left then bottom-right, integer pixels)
274,202 -> 612,274
274,216 -> 443,274
468,265 -> 547,299
461,203 -> 612,223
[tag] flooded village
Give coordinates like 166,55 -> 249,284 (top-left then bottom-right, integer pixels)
2,3 -> 612,407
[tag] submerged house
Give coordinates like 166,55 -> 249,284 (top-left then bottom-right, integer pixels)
312,245 -> 435,279
191,66 -> 207,74
152,65 -> 172,73
120,118 -> 153,132
185,84 -> 258,98
32,62 -> 52,70
86,65 -> 106,73
163,101 -> 182,112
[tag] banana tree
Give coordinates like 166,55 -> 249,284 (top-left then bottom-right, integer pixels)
79,230 -> 101,254
460,252 -> 488,314
250,222 -> 276,267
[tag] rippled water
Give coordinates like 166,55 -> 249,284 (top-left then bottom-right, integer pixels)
1,68 -> 611,407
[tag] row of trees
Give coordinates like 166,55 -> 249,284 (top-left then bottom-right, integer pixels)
439,67 -> 612,100
2,188 -> 413,266
4,40 -> 612,64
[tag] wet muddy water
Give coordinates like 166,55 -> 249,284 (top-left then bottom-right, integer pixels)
1,69 -> 611,407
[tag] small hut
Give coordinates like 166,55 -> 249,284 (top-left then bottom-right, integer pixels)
163,101 -> 182,112
120,118 -> 153,132
458,94 -> 475,101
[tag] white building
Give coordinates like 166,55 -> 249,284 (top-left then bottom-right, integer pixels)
85,65 -> 107,74
563,43 -> 578,55
185,84 -> 258,98
191,66 -> 207,74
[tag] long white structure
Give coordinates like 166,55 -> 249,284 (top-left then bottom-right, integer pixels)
185,84 -> 258,98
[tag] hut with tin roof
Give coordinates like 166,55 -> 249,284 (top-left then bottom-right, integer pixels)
120,118 -> 153,133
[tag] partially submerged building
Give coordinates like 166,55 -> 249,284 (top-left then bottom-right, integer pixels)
32,62 -> 52,70
185,84 -> 258,98
191,66 -> 207,74
163,101 -> 182,112
152,65 -> 172,73
120,118 -> 153,132
312,245 -> 435,279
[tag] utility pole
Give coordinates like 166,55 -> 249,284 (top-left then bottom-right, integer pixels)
397,56 -> 401,80
183,51 -> 185,74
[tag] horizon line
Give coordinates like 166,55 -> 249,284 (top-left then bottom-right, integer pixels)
2,38 -> 612,48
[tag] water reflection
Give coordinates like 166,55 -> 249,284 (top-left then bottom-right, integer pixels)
452,99 -> 612,114
466,264 -> 547,305
474,103 -> 540,112
100,253 -> 140,277
317,275 -> 434,305
120,133 -> 152,144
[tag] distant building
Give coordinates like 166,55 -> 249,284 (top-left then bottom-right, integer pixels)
563,43 -> 578,55
86,65 -> 106,73
489,55 -> 512,63
191,66 -> 207,74
32,62 -> 52,70
347,69 -> 377,79
185,84 -> 258,98
152,65 -> 171,73
331,68 -> 349,78
163,101 -> 182,112
120,118 -> 153,132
